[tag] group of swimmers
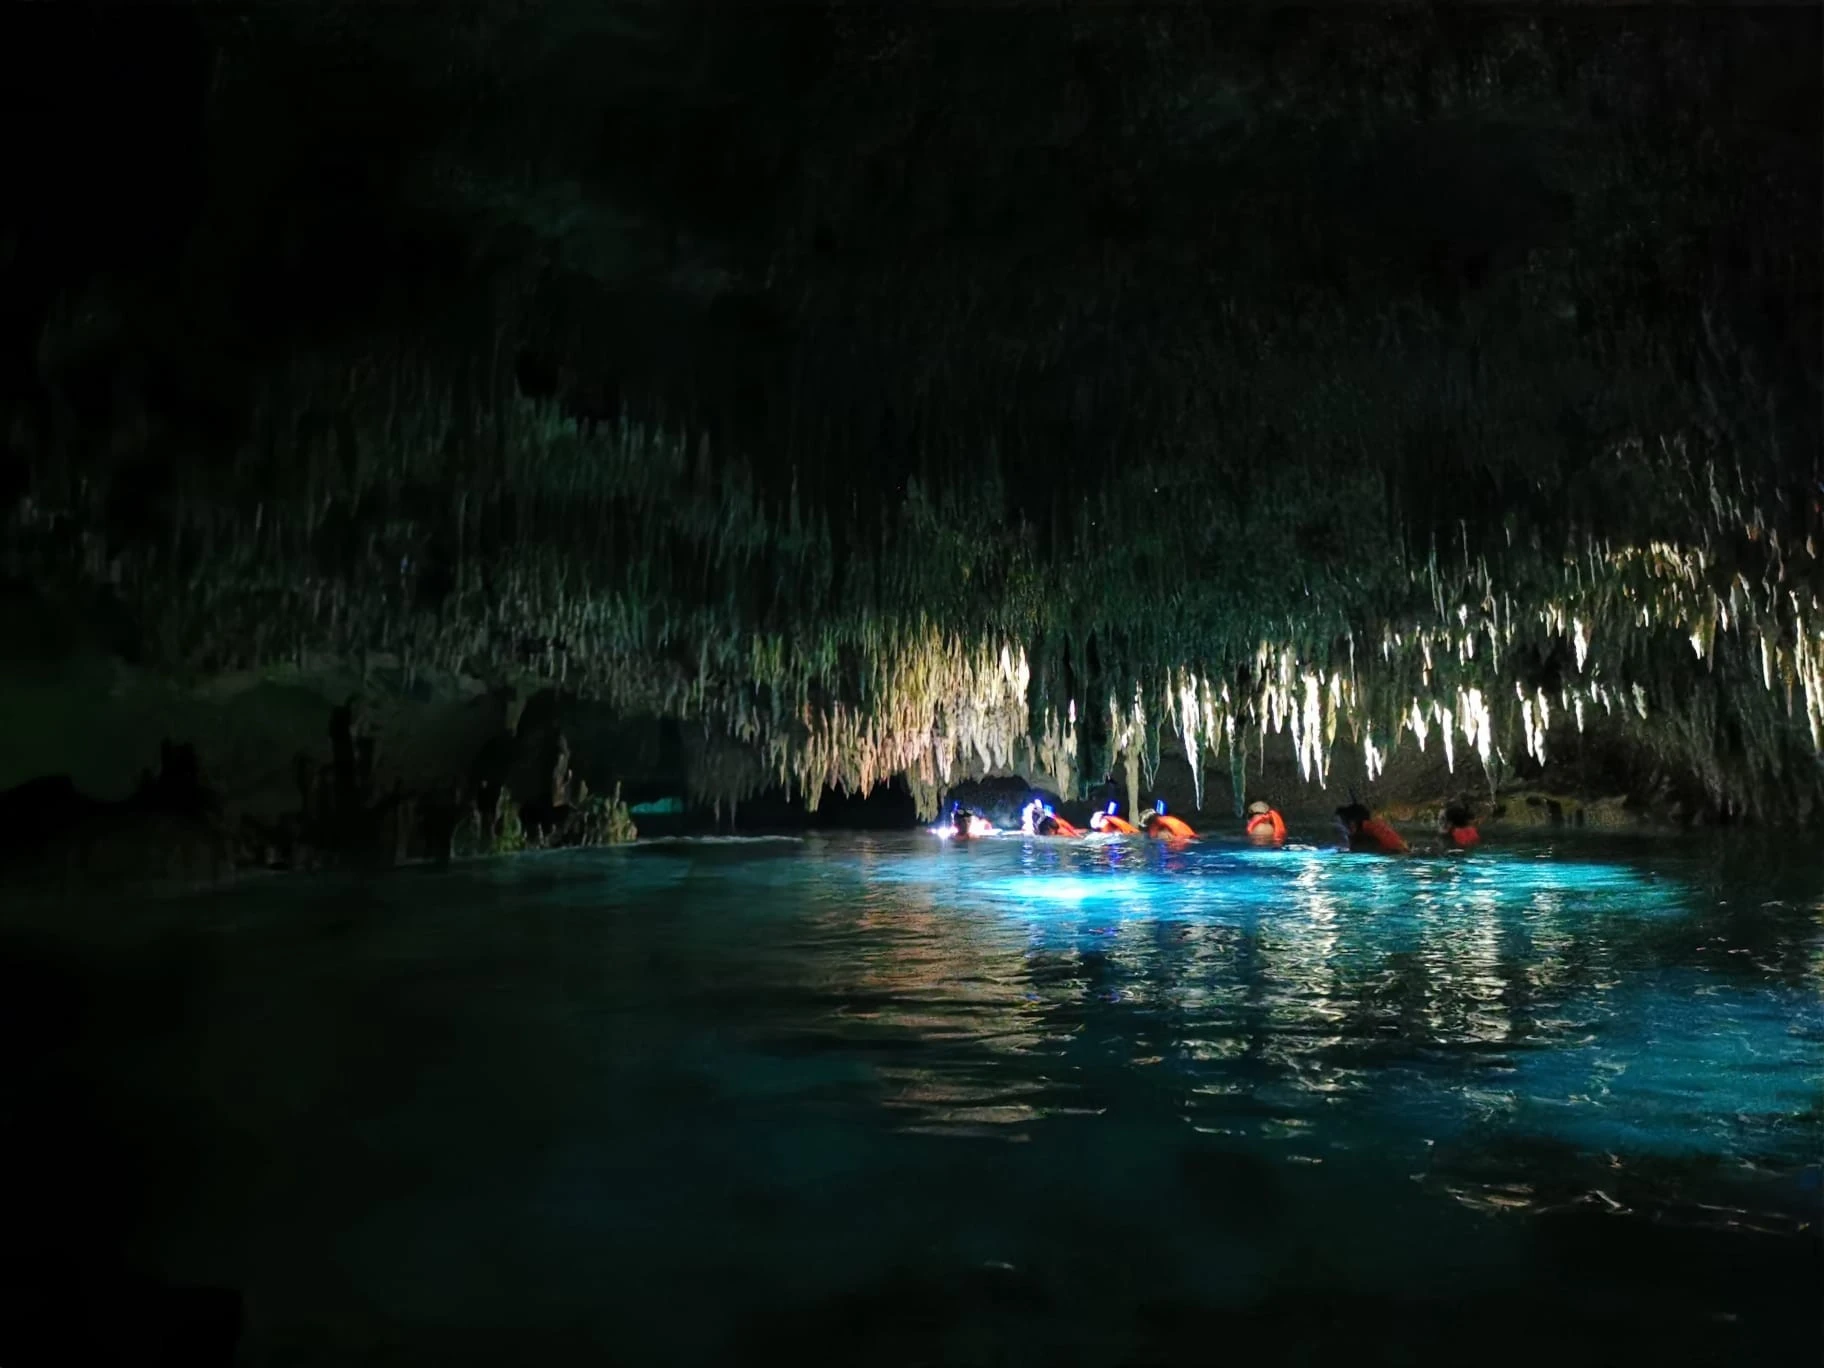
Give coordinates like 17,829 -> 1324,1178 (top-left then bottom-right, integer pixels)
1328,802 -> 1479,853
945,796 -> 1482,855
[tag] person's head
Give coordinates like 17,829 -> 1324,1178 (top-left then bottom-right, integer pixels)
1335,802 -> 1370,834
1247,800 -> 1270,818
1443,803 -> 1473,831
1089,810 -> 1109,832
1139,807 -> 1160,826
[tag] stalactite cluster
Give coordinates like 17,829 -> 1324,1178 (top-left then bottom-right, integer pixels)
9,372 -> 1819,820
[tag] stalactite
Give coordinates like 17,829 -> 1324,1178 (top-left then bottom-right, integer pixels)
11,360 -> 1821,820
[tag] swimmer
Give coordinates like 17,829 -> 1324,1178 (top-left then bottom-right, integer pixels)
1335,802 -> 1410,855
1244,800 -> 1287,844
1441,803 -> 1480,849
1141,801 -> 1197,840
1089,802 -> 1140,835
949,806 -> 996,839
1023,797 -> 1083,837
1020,799 -> 1044,835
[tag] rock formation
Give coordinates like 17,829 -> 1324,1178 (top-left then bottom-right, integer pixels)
2,5 -> 1818,857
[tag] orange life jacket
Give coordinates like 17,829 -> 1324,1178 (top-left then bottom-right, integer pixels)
1245,809 -> 1287,843
1350,817 -> 1410,855
1098,814 -> 1139,835
1146,813 -> 1197,840
1042,815 -> 1085,837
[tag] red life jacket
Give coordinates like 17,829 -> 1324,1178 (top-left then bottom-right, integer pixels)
1245,809 -> 1287,843
1351,817 -> 1410,855
1146,813 -> 1197,840
1449,825 -> 1480,849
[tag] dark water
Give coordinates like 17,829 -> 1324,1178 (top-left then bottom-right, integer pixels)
3,833 -> 1820,1365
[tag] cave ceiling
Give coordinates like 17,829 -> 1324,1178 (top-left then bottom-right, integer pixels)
3,3 -> 1820,815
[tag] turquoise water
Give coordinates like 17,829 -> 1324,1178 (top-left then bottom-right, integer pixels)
3,833 -> 1820,1364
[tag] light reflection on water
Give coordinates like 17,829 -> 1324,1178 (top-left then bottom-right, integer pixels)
16,831 -> 1820,1364
802,838 -> 1817,1174
545,833 -> 1824,1273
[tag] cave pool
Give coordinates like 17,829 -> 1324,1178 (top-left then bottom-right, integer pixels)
2,831 -> 1819,1364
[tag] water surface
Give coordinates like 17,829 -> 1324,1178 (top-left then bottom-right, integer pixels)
4,833 -> 1820,1365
